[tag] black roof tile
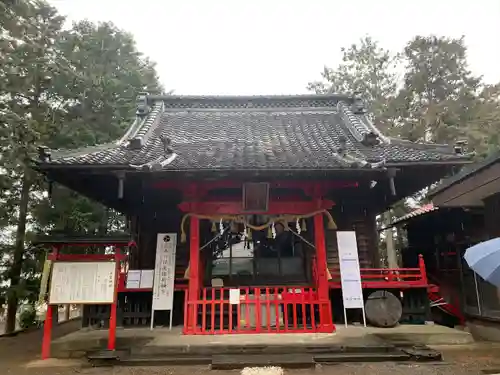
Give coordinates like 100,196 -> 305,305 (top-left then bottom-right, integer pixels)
38,94 -> 469,171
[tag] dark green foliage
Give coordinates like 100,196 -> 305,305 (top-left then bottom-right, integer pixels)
0,0 -> 162,333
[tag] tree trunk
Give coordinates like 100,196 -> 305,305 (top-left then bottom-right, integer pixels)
384,211 -> 398,269
5,173 -> 31,333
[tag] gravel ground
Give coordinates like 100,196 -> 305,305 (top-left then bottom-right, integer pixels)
8,361 -> 500,375
2,326 -> 500,375
6,347 -> 500,375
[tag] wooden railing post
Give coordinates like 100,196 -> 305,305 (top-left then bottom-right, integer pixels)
418,254 -> 428,284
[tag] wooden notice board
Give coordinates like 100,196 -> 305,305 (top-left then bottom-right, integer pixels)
49,261 -> 116,304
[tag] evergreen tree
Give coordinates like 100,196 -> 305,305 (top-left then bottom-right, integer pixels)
0,2 -> 163,333
395,36 -> 482,144
307,36 -> 400,134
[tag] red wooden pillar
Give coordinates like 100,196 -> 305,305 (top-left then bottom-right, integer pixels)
313,212 -> 334,332
41,304 -> 54,359
42,246 -> 59,360
187,216 -> 200,331
108,247 -> 121,351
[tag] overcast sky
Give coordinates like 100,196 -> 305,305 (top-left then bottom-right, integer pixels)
48,0 -> 500,95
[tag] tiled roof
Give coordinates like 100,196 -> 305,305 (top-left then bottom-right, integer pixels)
38,94 -> 469,171
391,203 -> 438,226
378,203 -> 439,230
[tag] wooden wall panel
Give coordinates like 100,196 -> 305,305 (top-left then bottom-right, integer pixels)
325,209 -> 378,270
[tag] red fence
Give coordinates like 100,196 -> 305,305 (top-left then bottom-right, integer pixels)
328,255 -> 429,290
329,267 -> 426,288
183,286 -> 333,335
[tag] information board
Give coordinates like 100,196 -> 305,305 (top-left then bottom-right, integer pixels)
336,231 -> 366,326
49,261 -> 116,305
151,233 -> 177,330
125,269 -> 154,289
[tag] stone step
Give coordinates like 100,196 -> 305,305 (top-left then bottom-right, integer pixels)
211,353 -> 315,370
314,352 -> 411,363
130,343 -> 396,357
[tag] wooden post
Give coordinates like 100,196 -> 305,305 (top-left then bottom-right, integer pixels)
187,216 -> 200,330
314,212 -> 333,331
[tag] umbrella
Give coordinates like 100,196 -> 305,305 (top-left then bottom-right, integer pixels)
464,237 -> 500,286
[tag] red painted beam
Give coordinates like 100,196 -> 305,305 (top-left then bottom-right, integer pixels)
178,199 -> 334,215
152,180 -> 359,191
196,193 -> 310,203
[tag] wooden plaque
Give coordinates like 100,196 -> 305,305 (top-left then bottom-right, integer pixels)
243,182 -> 269,212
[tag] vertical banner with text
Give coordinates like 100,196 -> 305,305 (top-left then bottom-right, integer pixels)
151,233 -> 177,329
336,231 -> 366,327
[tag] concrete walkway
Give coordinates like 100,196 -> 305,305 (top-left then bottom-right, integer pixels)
50,324 -> 473,358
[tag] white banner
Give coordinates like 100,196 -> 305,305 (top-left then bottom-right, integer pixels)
152,233 -> 177,311
336,231 -> 364,309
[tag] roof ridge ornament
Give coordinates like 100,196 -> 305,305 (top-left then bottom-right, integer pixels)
351,92 -> 367,115
454,140 -> 468,154
37,146 -> 51,162
136,92 -> 150,117
335,135 -> 386,169
159,135 -> 174,155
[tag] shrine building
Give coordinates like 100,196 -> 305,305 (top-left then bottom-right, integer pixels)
34,93 -> 470,335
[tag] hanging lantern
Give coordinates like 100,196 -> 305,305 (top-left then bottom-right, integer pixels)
301,219 -> 307,232
211,221 -> 217,232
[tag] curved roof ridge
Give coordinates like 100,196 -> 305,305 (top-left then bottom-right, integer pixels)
156,94 -> 353,110
45,102 -> 162,162
389,137 -> 456,153
336,101 -> 369,142
127,101 -> 164,149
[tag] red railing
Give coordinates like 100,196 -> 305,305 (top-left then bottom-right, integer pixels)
427,274 -> 465,324
183,286 -> 333,335
119,255 -> 431,293
328,254 -> 429,289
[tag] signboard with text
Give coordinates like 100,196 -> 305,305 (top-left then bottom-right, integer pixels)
336,231 -> 366,326
49,261 -> 116,305
151,233 -> 177,329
